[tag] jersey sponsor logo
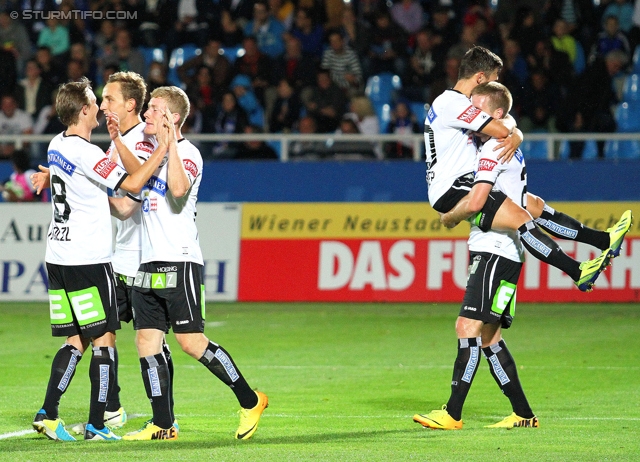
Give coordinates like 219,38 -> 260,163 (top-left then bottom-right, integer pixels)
457,105 -> 481,124
144,175 -> 168,196
478,158 -> 498,172
427,106 -> 437,123
93,158 -> 118,178
150,197 -> 158,211
136,141 -> 154,155
183,159 -> 198,178
48,150 -> 76,176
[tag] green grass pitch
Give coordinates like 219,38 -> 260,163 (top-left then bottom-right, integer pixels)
0,302 -> 639,461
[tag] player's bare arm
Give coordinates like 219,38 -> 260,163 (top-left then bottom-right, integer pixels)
479,115 -> 521,164
164,109 -> 191,198
441,182 -> 493,228
109,195 -> 140,220
107,112 -> 145,174
30,165 -> 50,194
119,123 -> 169,194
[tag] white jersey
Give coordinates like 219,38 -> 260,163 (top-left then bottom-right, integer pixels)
45,132 -> 128,266
140,138 -> 203,264
425,89 -> 493,207
108,122 -> 157,277
468,139 -> 526,263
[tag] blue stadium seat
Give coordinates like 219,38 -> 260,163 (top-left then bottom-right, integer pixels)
520,139 -> 549,160
365,73 -> 402,105
409,101 -> 428,125
167,44 -> 201,88
604,140 -> 640,159
621,74 -> 640,103
603,102 -> 640,159
373,102 -> 392,134
138,46 -> 166,77
220,46 -> 244,63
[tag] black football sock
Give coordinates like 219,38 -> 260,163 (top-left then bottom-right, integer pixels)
42,343 -> 83,418
446,337 -> 481,421
140,353 -> 173,429
483,340 -> 534,419
105,346 -> 121,412
163,342 -> 175,421
88,346 -> 115,429
518,221 -> 581,281
199,341 -> 258,409
535,205 -> 609,250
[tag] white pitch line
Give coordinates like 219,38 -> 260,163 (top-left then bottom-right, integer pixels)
0,429 -> 36,439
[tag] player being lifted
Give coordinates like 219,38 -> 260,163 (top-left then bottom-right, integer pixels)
108,86 -> 268,441
32,78 -> 170,442
425,45 -> 617,291
414,82 -> 633,431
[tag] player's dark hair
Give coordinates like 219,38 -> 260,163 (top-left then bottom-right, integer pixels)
56,77 -> 92,126
107,71 -> 147,115
458,46 -> 503,80
472,81 -> 513,115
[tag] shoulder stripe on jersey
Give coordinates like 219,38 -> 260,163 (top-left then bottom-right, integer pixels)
126,193 -> 141,203
477,116 -> 493,132
114,172 -> 128,192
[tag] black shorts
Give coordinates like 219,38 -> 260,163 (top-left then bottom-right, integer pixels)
433,174 -> 507,232
115,273 -> 135,323
459,252 -> 522,329
131,261 -> 205,334
47,262 -> 121,338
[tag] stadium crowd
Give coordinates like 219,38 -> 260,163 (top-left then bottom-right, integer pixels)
1,0 -> 640,167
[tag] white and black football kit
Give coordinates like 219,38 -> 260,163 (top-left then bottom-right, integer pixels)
460,140 -> 526,328
425,89 -> 504,214
46,132 -> 126,338
108,122 -> 157,322
131,138 -> 205,334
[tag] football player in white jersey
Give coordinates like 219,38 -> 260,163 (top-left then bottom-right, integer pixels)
425,46 -> 616,292
114,87 -> 268,441
415,82 -> 632,430
33,78 -> 170,442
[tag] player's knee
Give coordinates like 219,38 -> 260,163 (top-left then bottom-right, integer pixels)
175,332 -> 208,359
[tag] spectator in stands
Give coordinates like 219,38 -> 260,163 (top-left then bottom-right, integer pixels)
165,0 -> 216,50
269,78 -> 302,133
179,38 -> 232,99
403,28 -> 445,102
509,6 -> 544,64
366,11 -> 407,78
291,7 -> 325,60
0,94 -> 33,155
244,0 -> 286,59
390,0 -> 425,36
231,73 -> 266,128
290,115 -> 323,158
217,9 -> 245,47
234,36 -> 272,105
527,38 -> 575,99
235,125 -> 279,160
332,113 -> 375,158
94,19 -> 116,57
499,38 -> 529,116
220,0 -> 254,25
321,30 -> 363,95
0,148 -> 43,202
69,42 -> 96,82
95,64 -> 119,100
550,18 -> 579,67
17,59 -> 54,121
590,15 -> 631,63
37,17 -> 69,59
520,68 -> 559,134
0,46 -> 17,96
304,68 -> 346,133
211,91 -> 249,157
0,10 -> 32,76
603,0 -> 635,34
102,28 -> 145,76
269,0 -> 295,30
34,46 -> 63,88
348,95 -> 379,136
385,100 -> 421,159
428,5 -> 458,50
447,22 -> 481,61
138,0 -> 175,47
338,6 -> 372,59
428,53 -> 460,105
59,2 -> 92,45
66,59 -> 85,82
557,49 -> 627,158
33,88 -> 64,135
272,35 -> 318,92
186,65 -> 218,117
145,62 -> 170,101
19,0 -> 56,44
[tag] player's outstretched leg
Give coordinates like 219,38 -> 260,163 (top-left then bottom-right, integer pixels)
33,343 -> 83,441
607,210 -> 633,257
198,341 -> 268,439
482,340 -> 538,429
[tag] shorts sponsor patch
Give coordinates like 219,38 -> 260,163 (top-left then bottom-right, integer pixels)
93,158 -> 118,178
478,158 -> 498,172
136,141 -> 154,155
183,159 -> 198,178
457,105 -> 481,124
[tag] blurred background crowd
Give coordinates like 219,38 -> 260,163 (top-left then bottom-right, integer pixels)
1,0 -> 640,176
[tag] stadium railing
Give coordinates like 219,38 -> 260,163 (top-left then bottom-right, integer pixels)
2,132 -> 640,162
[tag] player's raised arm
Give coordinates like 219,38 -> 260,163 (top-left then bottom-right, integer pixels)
164,109 -> 191,198
118,124 -> 168,194
107,112 -> 145,174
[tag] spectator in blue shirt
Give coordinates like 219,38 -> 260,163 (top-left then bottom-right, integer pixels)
244,0 -> 286,59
